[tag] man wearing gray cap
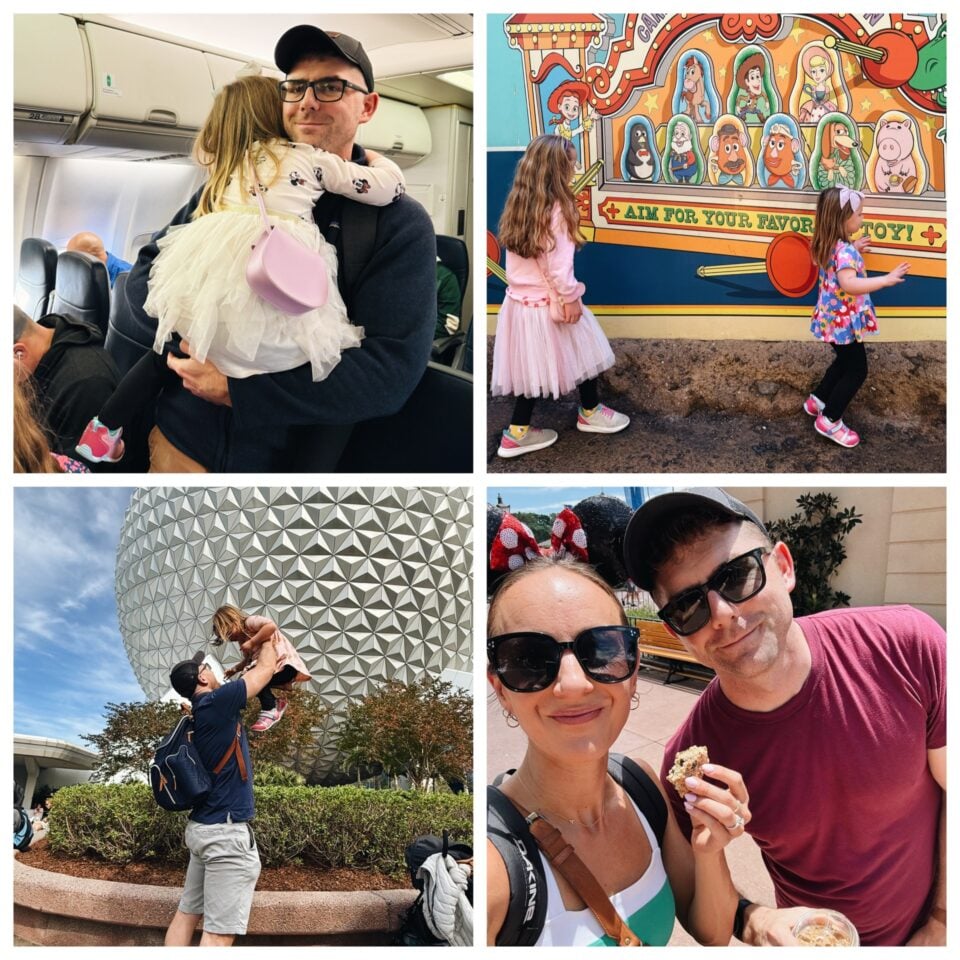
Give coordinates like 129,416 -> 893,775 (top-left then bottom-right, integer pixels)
622,489 -> 945,946
124,24 -> 435,472
165,642 -> 277,946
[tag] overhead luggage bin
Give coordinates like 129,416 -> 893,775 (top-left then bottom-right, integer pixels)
14,14 -> 90,147
74,22 -> 215,155
357,98 -> 432,168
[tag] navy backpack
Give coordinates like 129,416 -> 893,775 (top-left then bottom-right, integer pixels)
150,715 -> 245,811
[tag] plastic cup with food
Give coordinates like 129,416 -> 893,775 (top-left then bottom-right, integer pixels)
793,910 -> 859,946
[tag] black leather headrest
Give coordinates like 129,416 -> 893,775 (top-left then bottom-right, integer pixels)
52,251 -> 111,336
17,238 -> 58,319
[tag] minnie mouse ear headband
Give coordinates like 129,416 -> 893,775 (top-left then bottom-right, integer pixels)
490,508 -> 588,572
623,488 -> 768,592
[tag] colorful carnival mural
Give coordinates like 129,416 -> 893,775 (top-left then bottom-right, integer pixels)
487,13 -> 946,338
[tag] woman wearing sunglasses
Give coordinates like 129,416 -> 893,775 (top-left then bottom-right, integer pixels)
487,558 -> 749,946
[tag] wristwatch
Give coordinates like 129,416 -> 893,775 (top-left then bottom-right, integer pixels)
733,898 -> 753,941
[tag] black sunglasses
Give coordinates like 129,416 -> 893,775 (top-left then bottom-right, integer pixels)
657,547 -> 770,636
487,626 -> 639,693
279,77 -> 369,103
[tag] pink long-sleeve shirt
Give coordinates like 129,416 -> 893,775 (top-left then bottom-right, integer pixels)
505,204 -> 586,306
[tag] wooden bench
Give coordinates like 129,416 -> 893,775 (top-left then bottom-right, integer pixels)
628,617 -> 714,685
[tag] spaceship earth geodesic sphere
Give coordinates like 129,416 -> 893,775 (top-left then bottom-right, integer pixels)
115,487 -> 472,783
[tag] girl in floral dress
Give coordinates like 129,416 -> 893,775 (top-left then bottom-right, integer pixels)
805,186 -> 909,448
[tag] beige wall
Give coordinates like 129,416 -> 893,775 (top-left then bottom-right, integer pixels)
727,487 -> 945,627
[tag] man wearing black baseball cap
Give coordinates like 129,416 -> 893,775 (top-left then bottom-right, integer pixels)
165,641 -> 278,947
123,22 -> 436,472
622,488 -> 945,946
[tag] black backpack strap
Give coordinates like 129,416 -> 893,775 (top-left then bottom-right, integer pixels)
608,753 -> 668,846
487,785 -> 547,946
337,200 -> 379,302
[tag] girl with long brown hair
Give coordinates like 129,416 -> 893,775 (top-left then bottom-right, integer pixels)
491,135 -> 629,458
75,74 -> 404,465
211,604 -> 312,732
805,186 -> 909,448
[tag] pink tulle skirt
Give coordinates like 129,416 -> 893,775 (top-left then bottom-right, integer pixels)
490,297 -> 615,399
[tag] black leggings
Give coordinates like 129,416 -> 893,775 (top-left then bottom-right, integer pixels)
813,341 -> 868,422
258,665 -> 298,711
98,349 -> 178,431
510,378 -> 599,427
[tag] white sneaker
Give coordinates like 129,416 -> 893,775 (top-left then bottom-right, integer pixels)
497,427 -> 559,458
577,403 -> 630,434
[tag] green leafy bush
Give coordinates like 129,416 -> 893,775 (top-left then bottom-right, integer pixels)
46,782 -> 471,872
766,493 -> 863,617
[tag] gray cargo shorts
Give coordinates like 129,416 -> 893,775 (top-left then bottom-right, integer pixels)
179,819 -> 261,935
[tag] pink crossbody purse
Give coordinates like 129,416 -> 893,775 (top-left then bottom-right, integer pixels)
245,156 -> 329,314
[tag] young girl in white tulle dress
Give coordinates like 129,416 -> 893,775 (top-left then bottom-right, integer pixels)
75,74 -> 404,463
490,134 -> 629,459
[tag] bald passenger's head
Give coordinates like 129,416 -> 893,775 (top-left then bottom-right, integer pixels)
66,232 -> 107,263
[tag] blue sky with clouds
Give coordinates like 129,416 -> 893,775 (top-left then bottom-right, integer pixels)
14,487 -> 144,745
487,486 -> 675,515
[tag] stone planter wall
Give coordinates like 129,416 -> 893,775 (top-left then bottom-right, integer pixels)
14,857 -> 417,946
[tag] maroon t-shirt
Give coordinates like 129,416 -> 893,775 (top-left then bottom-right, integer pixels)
661,605 -> 945,945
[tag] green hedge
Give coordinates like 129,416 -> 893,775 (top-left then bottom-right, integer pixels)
46,783 -> 472,871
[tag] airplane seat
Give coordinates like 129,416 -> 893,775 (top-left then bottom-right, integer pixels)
336,361 -> 472,472
432,234 -> 470,367
16,238 -> 59,320
104,272 -> 152,376
50,251 -> 110,338
451,318 -> 473,374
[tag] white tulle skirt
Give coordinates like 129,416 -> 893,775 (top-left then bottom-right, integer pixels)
490,297 -> 615,399
143,208 -> 363,381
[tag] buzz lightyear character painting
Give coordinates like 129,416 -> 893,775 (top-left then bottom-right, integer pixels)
757,114 -> 806,189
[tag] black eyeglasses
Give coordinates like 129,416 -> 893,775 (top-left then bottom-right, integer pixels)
487,626 -> 639,693
279,77 -> 369,103
657,547 -> 770,636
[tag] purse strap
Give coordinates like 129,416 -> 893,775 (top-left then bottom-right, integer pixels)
535,256 -> 565,307
247,154 -> 272,232
511,797 -> 643,947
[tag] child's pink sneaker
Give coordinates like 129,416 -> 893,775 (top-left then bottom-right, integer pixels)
75,417 -> 125,463
814,414 -> 860,448
251,699 -> 287,732
803,394 -> 825,417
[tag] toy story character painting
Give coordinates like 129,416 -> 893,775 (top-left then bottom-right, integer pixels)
673,51 -> 720,124
662,115 -> 704,185
867,112 -> 927,194
795,43 -> 843,122
707,116 -> 754,187
758,115 -> 806,190
811,113 -> 864,190
730,48 -> 777,124
546,80 -> 597,171
621,114 -> 660,183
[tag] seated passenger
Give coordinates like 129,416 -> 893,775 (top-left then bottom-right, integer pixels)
13,305 -> 119,465
66,231 -> 132,288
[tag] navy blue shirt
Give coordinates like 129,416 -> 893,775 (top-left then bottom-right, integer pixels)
189,680 -> 253,824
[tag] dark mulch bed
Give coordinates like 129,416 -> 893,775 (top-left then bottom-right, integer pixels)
19,839 -> 408,892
